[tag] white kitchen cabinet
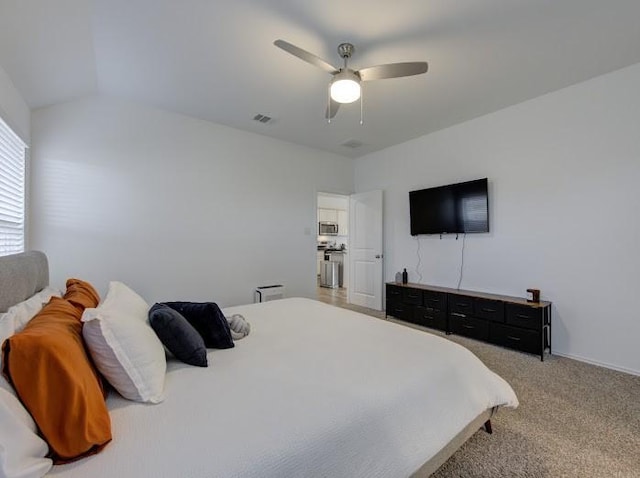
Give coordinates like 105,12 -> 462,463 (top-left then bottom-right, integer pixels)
337,209 -> 348,236
318,208 -> 338,223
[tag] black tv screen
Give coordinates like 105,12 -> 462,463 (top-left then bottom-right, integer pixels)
410,178 -> 489,235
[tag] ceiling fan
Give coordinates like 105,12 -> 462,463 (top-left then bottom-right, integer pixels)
274,39 -> 428,123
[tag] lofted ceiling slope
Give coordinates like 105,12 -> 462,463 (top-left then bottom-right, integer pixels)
1,0 -> 640,158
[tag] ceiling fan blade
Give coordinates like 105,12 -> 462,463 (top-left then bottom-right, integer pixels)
274,40 -> 338,74
358,62 -> 428,81
325,99 -> 341,119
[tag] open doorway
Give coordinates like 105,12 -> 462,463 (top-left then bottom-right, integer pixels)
316,192 -> 349,307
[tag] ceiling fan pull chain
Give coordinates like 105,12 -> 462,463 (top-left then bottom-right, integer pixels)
327,84 -> 331,123
360,86 -> 364,125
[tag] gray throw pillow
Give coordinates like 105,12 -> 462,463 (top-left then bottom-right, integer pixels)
149,303 -> 208,367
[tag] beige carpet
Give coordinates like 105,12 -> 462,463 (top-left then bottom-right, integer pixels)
320,297 -> 640,477
427,331 -> 640,478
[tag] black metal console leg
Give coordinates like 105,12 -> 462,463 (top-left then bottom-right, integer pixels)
484,420 -> 493,434
549,306 -> 552,355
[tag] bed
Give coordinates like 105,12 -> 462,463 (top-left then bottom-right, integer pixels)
1,251 -> 518,477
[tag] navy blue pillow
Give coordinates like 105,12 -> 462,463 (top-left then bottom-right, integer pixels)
149,303 -> 208,367
162,302 -> 234,349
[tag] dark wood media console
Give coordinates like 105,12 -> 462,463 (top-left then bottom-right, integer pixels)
385,282 -> 552,361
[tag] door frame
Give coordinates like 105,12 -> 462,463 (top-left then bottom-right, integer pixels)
315,190 -> 352,295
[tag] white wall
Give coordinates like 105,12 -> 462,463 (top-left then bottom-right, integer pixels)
30,96 -> 353,306
355,62 -> 640,375
0,64 -> 30,144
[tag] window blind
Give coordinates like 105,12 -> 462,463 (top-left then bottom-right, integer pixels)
0,116 -> 26,256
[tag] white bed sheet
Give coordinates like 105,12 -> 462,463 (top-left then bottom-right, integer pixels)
50,298 -> 517,478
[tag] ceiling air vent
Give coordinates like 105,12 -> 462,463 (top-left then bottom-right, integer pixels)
253,113 -> 273,124
341,139 -> 363,149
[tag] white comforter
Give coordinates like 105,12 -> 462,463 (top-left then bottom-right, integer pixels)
50,298 -> 518,478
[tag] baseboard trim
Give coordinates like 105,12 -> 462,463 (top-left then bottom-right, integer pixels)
553,352 -> 640,377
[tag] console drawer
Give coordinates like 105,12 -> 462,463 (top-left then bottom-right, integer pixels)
491,323 -> 540,355
449,295 -> 473,315
506,304 -> 542,330
450,315 -> 489,341
402,288 -> 423,305
423,291 -> 446,309
386,284 -> 403,302
474,298 -> 505,322
414,306 -> 447,331
386,301 -> 412,321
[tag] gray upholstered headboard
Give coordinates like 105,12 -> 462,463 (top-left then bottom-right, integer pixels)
0,251 -> 49,313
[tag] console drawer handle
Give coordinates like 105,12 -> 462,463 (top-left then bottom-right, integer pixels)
426,307 -> 434,312
456,303 -> 469,307
481,308 -> 496,313
427,298 -> 439,303
516,314 -> 531,319
462,324 -> 475,329
451,312 -> 466,318
507,335 -> 522,341
407,294 -> 419,299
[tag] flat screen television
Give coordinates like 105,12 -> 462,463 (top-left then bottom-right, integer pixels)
409,178 -> 489,235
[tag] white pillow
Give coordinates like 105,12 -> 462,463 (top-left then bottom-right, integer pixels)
0,314 -> 13,398
82,281 -> 166,403
0,312 -> 10,353
1,287 -> 61,341
0,387 -> 52,478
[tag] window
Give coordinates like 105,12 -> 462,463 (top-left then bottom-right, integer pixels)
0,116 -> 27,256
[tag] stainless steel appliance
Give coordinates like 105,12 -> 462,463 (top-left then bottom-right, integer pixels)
319,222 -> 338,235
328,252 -> 345,287
320,261 -> 340,288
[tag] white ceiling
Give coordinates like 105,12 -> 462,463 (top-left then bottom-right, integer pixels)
1,0 -> 640,158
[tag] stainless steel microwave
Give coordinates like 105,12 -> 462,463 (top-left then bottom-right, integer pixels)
319,222 -> 338,235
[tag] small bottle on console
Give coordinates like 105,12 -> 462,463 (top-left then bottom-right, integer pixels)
402,268 -> 408,284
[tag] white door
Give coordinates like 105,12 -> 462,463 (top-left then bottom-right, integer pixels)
348,190 -> 383,310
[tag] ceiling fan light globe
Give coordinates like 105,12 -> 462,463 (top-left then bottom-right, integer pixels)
330,78 -> 361,104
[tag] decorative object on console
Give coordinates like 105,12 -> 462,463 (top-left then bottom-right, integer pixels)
526,288 -> 541,303
386,282 -> 552,361
402,268 -> 408,284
